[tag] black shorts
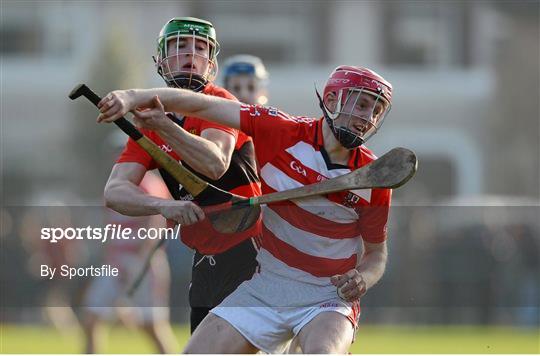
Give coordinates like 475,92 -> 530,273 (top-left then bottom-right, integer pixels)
189,238 -> 259,333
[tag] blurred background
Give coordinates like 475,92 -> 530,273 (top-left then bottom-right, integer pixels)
1,0 -> 539,353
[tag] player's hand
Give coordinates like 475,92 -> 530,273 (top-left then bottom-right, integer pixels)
158,200 -> 205,226
331,269 -> 367,302
97,90 -> 135,123
132,96 -> 171,131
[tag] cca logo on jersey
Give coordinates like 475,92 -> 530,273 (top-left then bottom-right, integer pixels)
290,160 -> 307,177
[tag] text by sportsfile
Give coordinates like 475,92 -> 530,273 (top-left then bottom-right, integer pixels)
41,264 -> 119,280
40,224 -> 179,244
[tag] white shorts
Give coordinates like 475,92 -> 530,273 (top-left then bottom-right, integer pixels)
210,269 -> 360,354
84,252 -> 169,322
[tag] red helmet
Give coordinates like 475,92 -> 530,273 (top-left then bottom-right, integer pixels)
319,66 -> 393,149
324,65 -> 392,105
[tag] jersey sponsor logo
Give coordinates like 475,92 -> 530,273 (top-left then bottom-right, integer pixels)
290,160 -> 307,177
248,105 -> 279,118
160,144 -> 172,153
319,302 -> 340,308
343,191 -> 362,208
268,107 -> 278,116
248,106 -> 261,117
285,116 -> 316,124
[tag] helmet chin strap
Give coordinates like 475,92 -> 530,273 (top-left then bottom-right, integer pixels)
315,88 -> 364,150
154,56 -> 207,92
167,73 -> 207,92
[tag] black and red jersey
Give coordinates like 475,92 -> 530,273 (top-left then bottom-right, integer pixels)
117,83 -> 261,254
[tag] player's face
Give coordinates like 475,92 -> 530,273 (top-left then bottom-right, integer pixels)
162,36 -> 212,78
333,90 -> 388,138
226,74 -> 267,105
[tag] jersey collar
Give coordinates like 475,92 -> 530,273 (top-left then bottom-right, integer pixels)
315,118 -> 362,169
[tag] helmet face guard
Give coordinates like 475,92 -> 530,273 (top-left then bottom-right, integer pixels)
156,17 -> 220,91
320,66 -> 393,149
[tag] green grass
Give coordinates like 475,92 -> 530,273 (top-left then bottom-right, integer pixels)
351,325 -> 539,353
1,324 -> 538,353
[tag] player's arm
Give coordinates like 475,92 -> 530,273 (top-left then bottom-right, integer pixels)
97,88 -> 241,130
104,162 -> 204,225
331,240 -> 388,302
355,240 -> 388,290
129,96 -> 236,180
160,126 -> 235,180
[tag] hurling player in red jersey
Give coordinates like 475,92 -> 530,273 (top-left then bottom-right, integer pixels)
98,66 -> 393,354
101,17 -> 261,334
222,55 -> 301,354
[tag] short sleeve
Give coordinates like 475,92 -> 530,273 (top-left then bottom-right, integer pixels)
199,83 -> 240,141
358,188 -> 392,243
199,120 -> 239,142
116,129 -> 157,170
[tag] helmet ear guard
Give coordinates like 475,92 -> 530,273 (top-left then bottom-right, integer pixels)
315,87 -> 365,150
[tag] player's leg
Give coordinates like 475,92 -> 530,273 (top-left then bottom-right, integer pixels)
188,252 -> 214,334
140,307 -> 178,354
82,310 -> 107,353
81,276 -> 118,353
183,313 -> 258,353
285,336 -> 302,354
138,252 -> 178,353
142,321 -> 178,354
189,238 -> 258,333
296,311 -> 354,354
189,307 -> 210,334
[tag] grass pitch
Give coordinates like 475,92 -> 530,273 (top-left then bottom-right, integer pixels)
1,323 -> 538,353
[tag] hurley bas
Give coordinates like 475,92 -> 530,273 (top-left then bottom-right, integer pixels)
41,264 -> 119,280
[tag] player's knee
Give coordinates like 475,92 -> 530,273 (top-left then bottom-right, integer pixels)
182,345 -> 198,354
183,339 -> 228,354
302,335 -> 350,354
303,344 -> 339,354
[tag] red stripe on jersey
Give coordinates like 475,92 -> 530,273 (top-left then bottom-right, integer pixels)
181,214 -> 262,255
261,224 -> 357,277
267,204 -> 362,239
230,181 -> 262,198
261,179 -> 361,237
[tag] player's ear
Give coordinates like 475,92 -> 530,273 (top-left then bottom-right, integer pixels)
324,92 -> 337,112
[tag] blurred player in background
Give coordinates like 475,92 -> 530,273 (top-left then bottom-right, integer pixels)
19,207 -> 83,336
100,17 -> 262,335
82,134 -> 177,354
222,54 -> 269,106
97,65 -> 394,353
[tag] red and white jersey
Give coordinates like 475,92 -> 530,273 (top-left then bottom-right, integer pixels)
240,104 -> 391,286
